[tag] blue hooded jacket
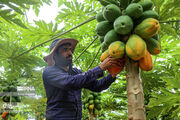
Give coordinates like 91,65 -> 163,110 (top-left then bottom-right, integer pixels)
42,65 -> 116,120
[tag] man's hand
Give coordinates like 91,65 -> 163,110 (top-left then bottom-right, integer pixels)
100,57 -> 122,71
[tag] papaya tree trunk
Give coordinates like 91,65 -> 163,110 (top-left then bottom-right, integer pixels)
125,57 -> 146,120
89,111 -> 94,120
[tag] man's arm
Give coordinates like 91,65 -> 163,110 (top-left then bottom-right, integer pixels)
83,74 -> 116,92
75,68 -> 116,92
43,66 -> 104,91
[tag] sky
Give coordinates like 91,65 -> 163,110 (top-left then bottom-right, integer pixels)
26,0 -> 84,26
26,0 -> 59,24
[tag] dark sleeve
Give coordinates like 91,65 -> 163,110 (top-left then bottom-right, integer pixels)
84,74 -> 116,92
43,66 -> 104,90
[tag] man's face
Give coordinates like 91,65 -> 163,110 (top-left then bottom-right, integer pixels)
55,44 -> 73,66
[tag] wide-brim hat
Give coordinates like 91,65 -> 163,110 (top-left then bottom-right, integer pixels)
43,38 -> 78,66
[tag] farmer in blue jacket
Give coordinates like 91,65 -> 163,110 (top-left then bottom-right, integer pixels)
43,38 -> 124,120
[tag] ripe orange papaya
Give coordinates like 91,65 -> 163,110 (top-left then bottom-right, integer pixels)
139,50 -> 153,71
108,65 -> 124,75
1,112 -> 8,118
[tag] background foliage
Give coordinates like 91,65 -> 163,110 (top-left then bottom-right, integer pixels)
0,0 -> 179,119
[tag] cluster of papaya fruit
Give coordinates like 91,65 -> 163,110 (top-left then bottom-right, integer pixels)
83,92 -> 102,117
1,86 -> 21,103
96,0 -> 161,73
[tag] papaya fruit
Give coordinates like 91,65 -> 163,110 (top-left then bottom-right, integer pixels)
99,117 -> 105,120
89,104 -> 94,110
93,92 -> 98,97
85,103 -> 89,109
131,0 -> 141,3
98,36 -> 104,43
108,64 -> 124,75
144,38 -> 161,55
98,0 -> 119,6
100,50 -> 109,62
108,41 -> 125,58
1,112 -> 8,118
97,96 -> 101,100
139,10 -> 159,21
96,12 -> 105,22
94,100 -> 100,105
101,42 -> 109,52
134,18 -> 160,39
88,95 -> 94,100
139,49 -> 153,71
100,51 -> 124,74
152,34 -> 159,40
103,4 -> 121,22
104,29 -> 120,45
125,3 -> 143,19
126,34 -> 147,61
95,21 -> 113,36
114,15 -> 133,35
96,104 -> 102,110
120,0 -> 130,9
140,1 -> 153,11
89,100 -> 94,104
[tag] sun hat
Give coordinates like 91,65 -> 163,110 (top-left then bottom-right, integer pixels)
43,38 -> 78,66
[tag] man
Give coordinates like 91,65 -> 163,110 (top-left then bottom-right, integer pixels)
43,38 -> 124,120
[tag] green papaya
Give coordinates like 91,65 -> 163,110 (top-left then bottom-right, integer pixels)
125,3 -> 143,19
95,21 -> 113,36
131,0 -> 141,3
139,10 -> 159,20
98,0 -> 119,6
88,95 -> 94,100
152,34 -> 159,40
120,0 -> 130,9
101,42 -> 109,52
99,117 -> 105,120
97,96 -> 101,100
140,1 -> 153,11
96,104 -> 102,110
89,100 -> 94,104
96,12 -> 105,22
85,103 -> 89,109
93,92 -> 98,97
104,29 -> 120,45
145,38 -> 161,55
114,15 -> 133,35
152,34 -> 161,45
98,36 -> 104,43
103,4 -> 121,22
94,100 -> 100,105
